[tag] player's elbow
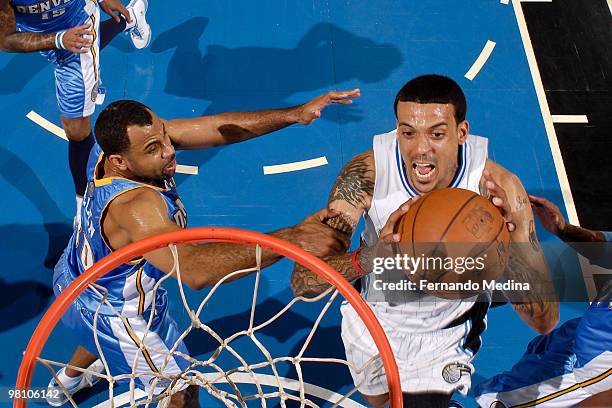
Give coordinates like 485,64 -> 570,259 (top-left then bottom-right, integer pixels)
181,274 -> 212,291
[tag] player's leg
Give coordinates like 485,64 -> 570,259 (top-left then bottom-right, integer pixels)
99,0 -> 151,50
61,115 -> 94,200
64,345 -> 98,377
47,261 -> 106,406
474,318 -> 589,408
572,301 -> 612,406
577,388 -> 612,407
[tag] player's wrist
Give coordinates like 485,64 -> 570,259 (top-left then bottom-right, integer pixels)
351,246 -> 372,277
54,30 -> 67,50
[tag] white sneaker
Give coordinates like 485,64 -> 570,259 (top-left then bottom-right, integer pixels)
46,360 -> 106,407
126,0 -> 151,49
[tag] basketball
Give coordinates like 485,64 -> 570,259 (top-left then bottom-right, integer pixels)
395,188 -> 511,299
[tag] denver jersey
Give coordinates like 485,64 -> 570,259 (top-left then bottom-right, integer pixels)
10,0 -> 95,60
63,144 -> 187,317
360,130 -> 489,331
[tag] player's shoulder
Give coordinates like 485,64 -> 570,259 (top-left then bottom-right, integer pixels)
344,150 -> 375,174
107,186 -> 166,218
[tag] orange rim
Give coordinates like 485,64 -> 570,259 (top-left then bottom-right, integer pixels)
15,227 -> 402,408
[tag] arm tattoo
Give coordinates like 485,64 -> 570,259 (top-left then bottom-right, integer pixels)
325,213 -> 357,235
0,4 -> 56,52
291,246 -> 375,298
328,153 -> 374,208
505,240 -> 557,323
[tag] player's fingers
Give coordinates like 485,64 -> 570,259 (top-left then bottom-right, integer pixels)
118,5 -> 130,22
486,180 -> 514,232
379,197 -> 419,238
528,194 -> 547,206
329,88 -> 361,99
379,232 -> 400,244
332,99 -> 353,105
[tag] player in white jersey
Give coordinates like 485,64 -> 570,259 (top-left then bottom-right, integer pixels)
48,90 -> 358,407
475,195 -> 612,408
0,0 -> 151,214
291,75 -> 559,407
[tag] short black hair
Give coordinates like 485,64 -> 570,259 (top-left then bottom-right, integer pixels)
394,74 -> 467,123
94,100 -> 153,155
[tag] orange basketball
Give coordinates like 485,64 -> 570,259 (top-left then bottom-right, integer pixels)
395,188 -> 510,299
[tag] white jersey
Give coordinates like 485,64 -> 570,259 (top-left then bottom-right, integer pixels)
360,129 -> 489,332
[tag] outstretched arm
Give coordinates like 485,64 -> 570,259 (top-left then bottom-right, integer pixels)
487,162 -> 559,334
291,151 -> 375,297
0,1 -> 93,53
104,188 -> 348,290
166,89 -> 360,149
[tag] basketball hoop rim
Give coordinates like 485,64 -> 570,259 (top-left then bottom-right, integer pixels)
15,227 -> 402,408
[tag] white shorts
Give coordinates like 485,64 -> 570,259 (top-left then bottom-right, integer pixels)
340,302 -> 477,397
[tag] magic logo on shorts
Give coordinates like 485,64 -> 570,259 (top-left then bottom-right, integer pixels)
442,362 -> 471,384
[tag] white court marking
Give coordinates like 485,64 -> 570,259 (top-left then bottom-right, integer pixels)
26,110 -> 199,176
26,110 -> 67,140
465,40 -> 496,81
91,373 -> 366,408
501,0 -> 510,4
608,0 -> 612,16
263,156 -> 328,175
512,0 -> 595,298
551,115 -> 589,124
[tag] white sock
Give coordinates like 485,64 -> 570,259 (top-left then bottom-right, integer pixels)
125,8 -> 136,30
56,367 -> 82,389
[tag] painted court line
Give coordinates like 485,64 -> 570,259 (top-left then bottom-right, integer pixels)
512,0 -> 595,298
26,110 -> 67,140
608,0 -> 612,16
551,115 -> 589,124
91,373 -> 365,408
263,156 -> 328,175
465,40 -> 496,81
175,164 -> 199,175
501,0 -> 510,4
26,110 -> 199,176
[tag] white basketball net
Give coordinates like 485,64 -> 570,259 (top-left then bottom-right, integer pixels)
37,243 -> 384,407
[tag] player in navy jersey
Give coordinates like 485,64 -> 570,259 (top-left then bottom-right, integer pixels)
0,0 -> 151,216
475,195 -> 611,408
48,90 -> 359,407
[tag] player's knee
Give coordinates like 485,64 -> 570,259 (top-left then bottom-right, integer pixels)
361,392 -> 389,408
61,116 -> 92,141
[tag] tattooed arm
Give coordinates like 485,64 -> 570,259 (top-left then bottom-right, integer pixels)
0,0 -> 55,52
291,151 -> 375,298
0,0 -> 93,53
485,161 -> 559,334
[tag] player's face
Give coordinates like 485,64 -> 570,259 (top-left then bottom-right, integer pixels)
123,112 -> 177,181
396,101 -> 468,194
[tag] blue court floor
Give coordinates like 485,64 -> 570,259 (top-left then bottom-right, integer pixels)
0,1 -> 590,406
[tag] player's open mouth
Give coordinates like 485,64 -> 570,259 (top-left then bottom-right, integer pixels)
412,162 -> 436,182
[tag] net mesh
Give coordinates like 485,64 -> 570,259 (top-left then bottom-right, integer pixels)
36,242 -> 387,408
